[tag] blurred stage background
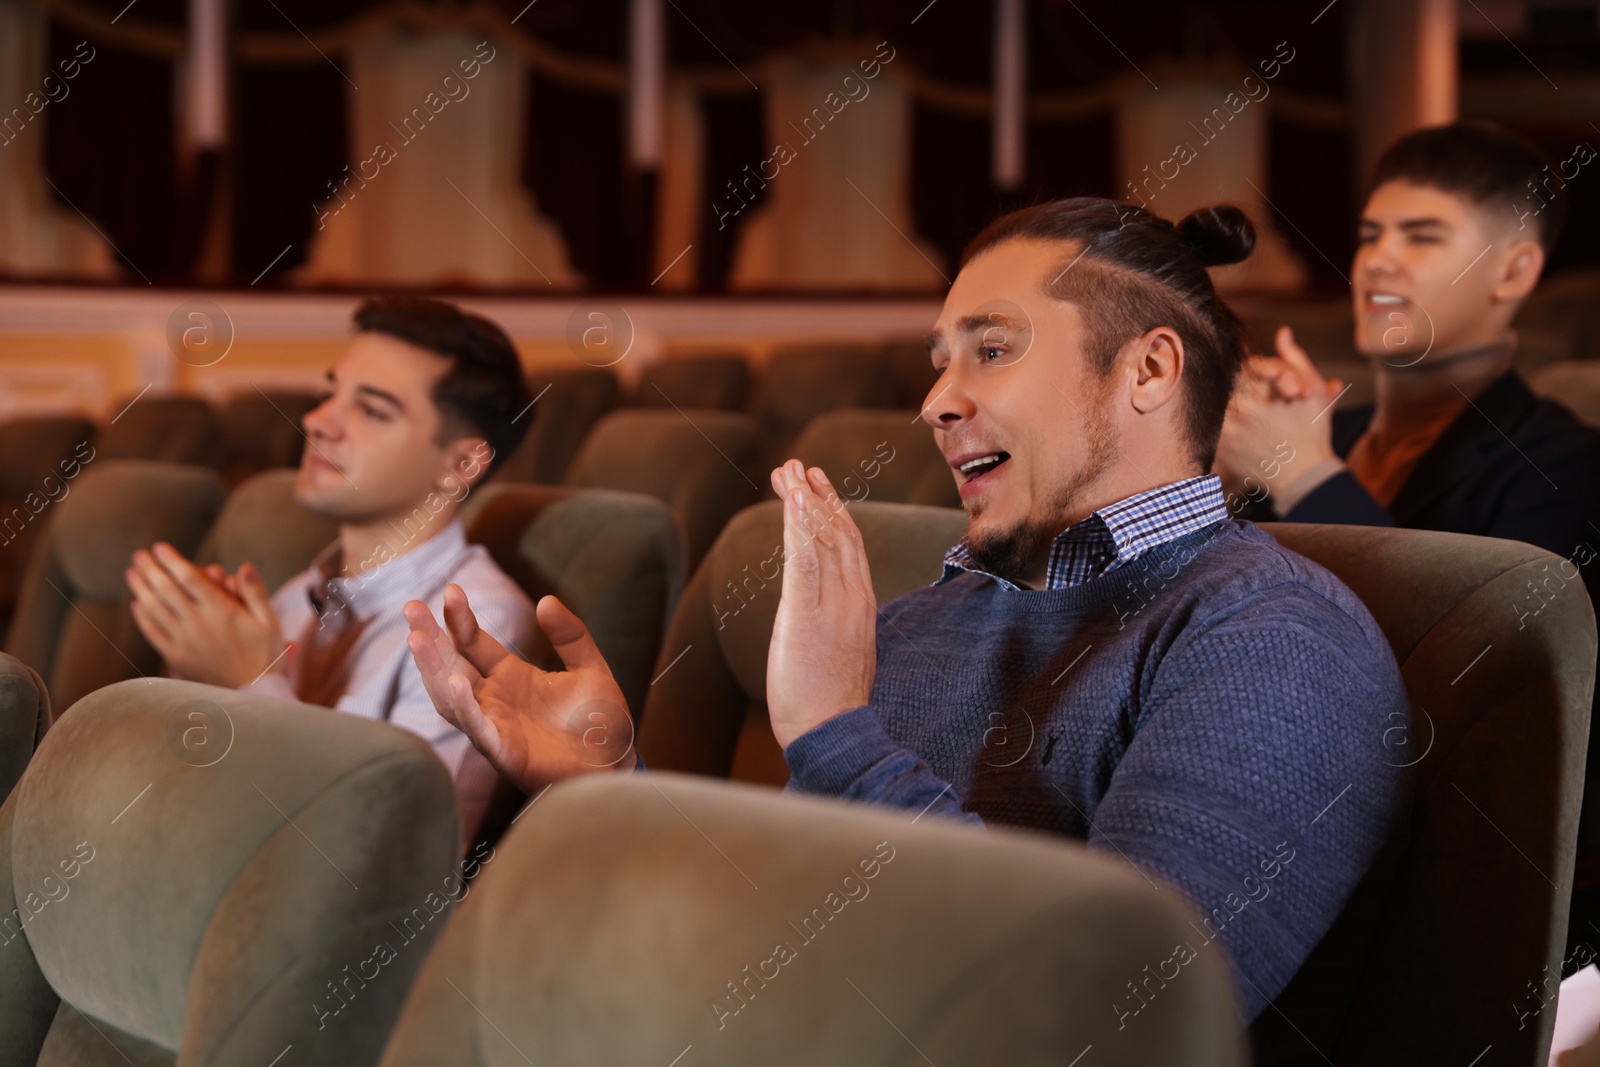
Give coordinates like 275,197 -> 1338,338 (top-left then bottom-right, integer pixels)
0,0 -> 1597,420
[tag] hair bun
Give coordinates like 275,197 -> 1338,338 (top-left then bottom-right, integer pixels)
1176,204 -> 1256,267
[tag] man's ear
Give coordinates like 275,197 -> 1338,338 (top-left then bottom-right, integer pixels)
1128,326 -> 1185,415
1491,237 -> 1545,305
440,434 -> 494,490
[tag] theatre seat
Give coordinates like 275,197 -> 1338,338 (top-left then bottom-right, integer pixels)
97,395 -> 221,468
0,417 -> 96,632
634,353 -> 752,410
4,461 -> 227,713
461,483 -> 685,716
565,409 -> 760,571
195,469 -> 338,595
216,390 -> 319,486
378,771 -> 1245,1067
1516,268 -> 1600,362
752,345 -> 900,469
881,339 -> 941,410
0,653 -> 48,806
1529,360 -> 1600,429
790,409 -> 960,507
1257,522 -> 1596,1065
0,677 -> 459,1066
494,368 -> 620,485
637,500 -> 965,784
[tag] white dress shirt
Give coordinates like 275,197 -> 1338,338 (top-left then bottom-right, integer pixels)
247,520 -> 536,835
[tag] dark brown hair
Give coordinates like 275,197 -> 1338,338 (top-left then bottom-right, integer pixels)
1367,121 -> 1565,254
353,296 -> 531,478
963,197 -> 1255,470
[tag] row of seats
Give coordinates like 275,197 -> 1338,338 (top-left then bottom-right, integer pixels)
0,671 -> 1243,1065
0,392 -> 956,633
0,486 -> 1590,1063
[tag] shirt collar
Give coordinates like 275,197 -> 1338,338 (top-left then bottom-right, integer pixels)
307,520 -> 473,621
939,474 -> 1228,591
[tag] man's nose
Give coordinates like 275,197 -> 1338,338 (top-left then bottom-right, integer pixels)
302,396 -> 339,438
921,366 -> 975,430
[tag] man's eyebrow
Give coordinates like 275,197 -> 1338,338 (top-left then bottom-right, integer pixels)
355,383 -> 406,412
1359,215 -> 1450,231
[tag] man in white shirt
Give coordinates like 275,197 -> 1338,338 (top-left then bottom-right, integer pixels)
124,296 -> 537,835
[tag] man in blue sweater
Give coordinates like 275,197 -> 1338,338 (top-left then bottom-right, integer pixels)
403,197 -> 1409,1051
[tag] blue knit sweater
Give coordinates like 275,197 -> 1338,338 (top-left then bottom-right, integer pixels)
785,519 -> 1410,1024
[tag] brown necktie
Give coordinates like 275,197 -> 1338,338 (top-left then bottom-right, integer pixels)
294,599 -> 372,708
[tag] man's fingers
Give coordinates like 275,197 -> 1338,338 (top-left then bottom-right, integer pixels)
126,566 -> 183,629
444,672 -> 505,760
129,599 -> 177,658
236,562 -> 277,629
150,543 -> 218,604
536,596 -> 611,674
781,484 -> 822,604
441,584 -> 511,675
128,552 -> 190,618
1275,325 -> 1319,378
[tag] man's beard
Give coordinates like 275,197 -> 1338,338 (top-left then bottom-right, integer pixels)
963,395 -> 1119,587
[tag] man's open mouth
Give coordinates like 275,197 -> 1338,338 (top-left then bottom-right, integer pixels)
957,452 -> 1009,478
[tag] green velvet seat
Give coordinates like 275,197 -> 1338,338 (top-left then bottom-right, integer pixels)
789,409 -> 960,508
638,499 -> 1594,1063
0,652 -> 49,806
378,771 -> 1246,1066
96,396 -> 221,469
637,500 -> 965,784
633,354 -> 752,411
564,409 -> 759,572
0,678 -> 460,1066
1255,523 -> 1596,1064
4,461 -> 227,713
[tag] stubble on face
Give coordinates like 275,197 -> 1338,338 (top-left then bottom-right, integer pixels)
963,371 -> 1120,586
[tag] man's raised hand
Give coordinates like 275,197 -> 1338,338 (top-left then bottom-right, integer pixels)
766,460 -> 878,749
404,585 -> 635,794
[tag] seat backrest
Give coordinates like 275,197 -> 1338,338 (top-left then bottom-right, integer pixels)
565,409 -> 760,571
790,409 -> 959,507
216,390 -> 320,485
0,417 -> 97,501
752,345 -> 898,468
0,652 -> 48,806
4,461 -> 227,712
378,771 -> 1245,1067
195,468 -> 339,594
0,417 -> 97,628
1530,360 -> 1600,430
0,677 -> 459,1066
462,483 -> 685,716
1258,522 -> 1596,1065
638,500 -> 965,783
494,368 -> 620,485
881,339 -> 941,409
634,354 -> 752,410
97,396 -> 221,468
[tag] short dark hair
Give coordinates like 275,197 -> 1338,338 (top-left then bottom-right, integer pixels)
1367,121 -> 1565,254
963,198 -> 1254,471
352,296 -> 531,479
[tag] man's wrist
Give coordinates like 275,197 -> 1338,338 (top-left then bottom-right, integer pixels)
1271,456 -> 1345,515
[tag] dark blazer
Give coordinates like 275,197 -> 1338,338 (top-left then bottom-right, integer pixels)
1279,369 -> 1600,569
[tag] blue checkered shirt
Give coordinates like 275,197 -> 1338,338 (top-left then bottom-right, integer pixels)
939,474 -> 1229,590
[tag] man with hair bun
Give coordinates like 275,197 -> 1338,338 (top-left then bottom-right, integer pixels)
404,197 -> 1408,1047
